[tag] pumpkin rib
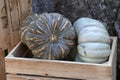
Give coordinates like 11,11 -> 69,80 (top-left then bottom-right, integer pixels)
32,43 -> 48,58
35,21 -> 48,34
75,24 -> 106,32
33,45 -> 46,54
28,27 -> 43,35
52,18 -> 57,32
62,39 -> 74,47
38,16 -> 51,33
73,17 -> 105,29
48,44 -> 52,59
39,14 -> 53,33
78,26 -> 109,36
58,40 -> 70,55
59,18 -> 71,32
76,54 -> 108,60
20,27 -> 28,43
60,27 -> 75,40
75,55 -> 108,63
78,43 -> 110,50
78,32 -> 110,44
60,21 -> 69,32
77,49 -> 110,58
25,32 -> 47,42
51,43 -> 61,59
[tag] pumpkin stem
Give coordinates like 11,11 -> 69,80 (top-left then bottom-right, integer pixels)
49,34 -> 57,43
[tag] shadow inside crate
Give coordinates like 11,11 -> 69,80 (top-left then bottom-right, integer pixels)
10,38 -> 113,64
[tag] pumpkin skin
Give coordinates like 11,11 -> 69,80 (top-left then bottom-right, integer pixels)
75,54 -> 108,63
73,17 -> 111,63
74,17 -> 106,34
78,32 -> 110,44
77,43 -> 110,58
20,13 -> 75,60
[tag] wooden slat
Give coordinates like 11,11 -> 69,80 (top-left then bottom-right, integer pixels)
0,50 -> 6,80
5,37 -> 117,80
0,0 -> 10,51
5,0 -> 32,51
17,0 -> 32,22
0,0 -> 31,51
111,37 -> 117,80
7,74 -> 70,80
6,57 -> 112,80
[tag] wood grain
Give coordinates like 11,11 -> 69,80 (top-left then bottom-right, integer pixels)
0,0 -> 10,51
0,0 -> 32,52
7,74 -> 71,80
0,50 -> 6,80
3,0 -> 32,52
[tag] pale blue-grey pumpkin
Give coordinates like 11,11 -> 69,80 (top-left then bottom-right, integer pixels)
73,17 -> 111,63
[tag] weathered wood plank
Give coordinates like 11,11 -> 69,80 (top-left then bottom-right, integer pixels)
5,0 -> 32,51
7,74 -> 70,80
0,0 -> 32,51
6,57 -> 112,80
0,0 -> 10,51
0,50 -> 6,80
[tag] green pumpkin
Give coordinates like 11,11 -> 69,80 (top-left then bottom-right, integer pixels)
20,13 -> 75,60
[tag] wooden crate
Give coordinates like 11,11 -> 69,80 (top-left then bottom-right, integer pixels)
5,37 -> 117,80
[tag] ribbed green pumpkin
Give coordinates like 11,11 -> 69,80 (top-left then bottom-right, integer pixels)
20,13 -> 75,60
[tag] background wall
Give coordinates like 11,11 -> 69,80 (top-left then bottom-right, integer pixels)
32,0 -> 120,36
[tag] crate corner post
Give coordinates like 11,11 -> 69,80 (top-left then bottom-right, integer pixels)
0,50 -> 6,80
